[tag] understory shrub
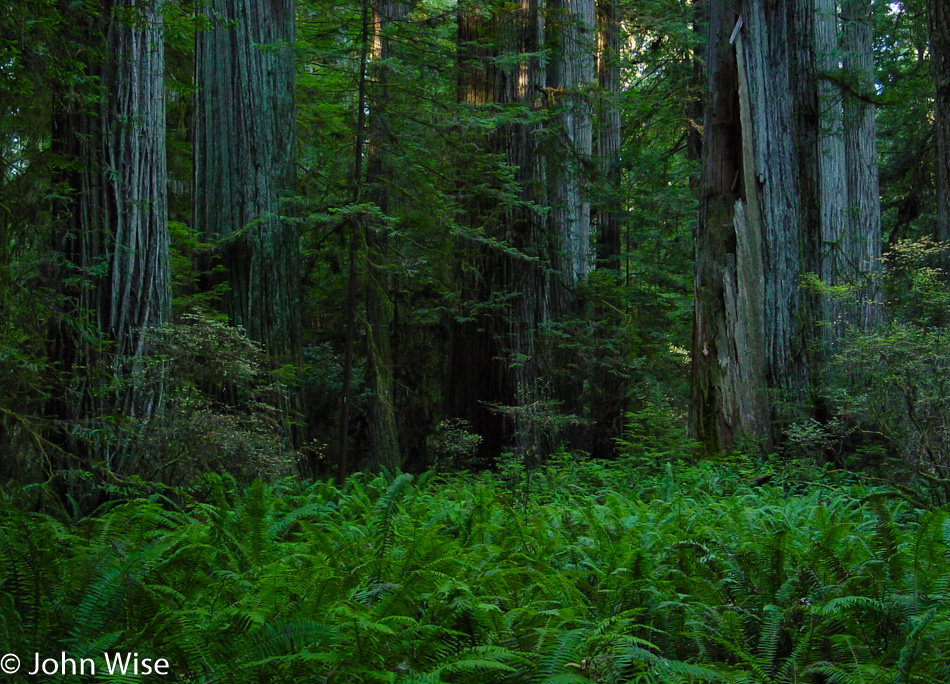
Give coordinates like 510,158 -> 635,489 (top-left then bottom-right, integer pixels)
146,313 -> 298,483
820,239 -> 950,504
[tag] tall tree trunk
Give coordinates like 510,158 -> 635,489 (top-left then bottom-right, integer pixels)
814,0 -> 850,345
449,8 -> 507,463
548,0 -> 596,301
736,1 -> 808,405
692,0 -> 884,455
687,0 -> 707,175
928,0 -> 950,246
584,0 -> 625,459
363,0 -> 410,472
543,0 -> 596,458
194,0 -> 299,361
337,0 -> 372,484
841,0 -> 882,329
693,0 -> 814,454
691,0 -> 770,454
51,0 -> 170,471
451,1 -> 550,463
595,0 -> 622,270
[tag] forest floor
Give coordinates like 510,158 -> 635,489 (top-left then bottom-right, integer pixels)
0,457 -> 947,682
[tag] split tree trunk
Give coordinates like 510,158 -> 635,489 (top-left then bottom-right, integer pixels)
691,0 -> 770,454
692,0 -> 885,455
693,0 -> 815,454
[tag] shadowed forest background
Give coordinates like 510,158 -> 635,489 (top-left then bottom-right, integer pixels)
1,0 -> 950,681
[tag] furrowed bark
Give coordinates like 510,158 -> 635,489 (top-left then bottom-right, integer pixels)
50,0 -> 170,471
194,0 -> 299,361
548,0 -> 596,297
692,0 -> 770,454
841,0 -> 882,329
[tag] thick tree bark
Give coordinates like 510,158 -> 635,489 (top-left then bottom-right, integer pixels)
813,0 -> 850,345
736,1 -> 808,403
51,0 -> 170,469
692,0 -> 770,454
548,0 -> 596,298
692,0 -> 886,455
595,0 -> 622,270
194,0 -> 299,361
927,0 -> 950,245
841,0 -> 882,329
693,0 -> 816,454
687,0 -> 707,174
104,0 -> 170,412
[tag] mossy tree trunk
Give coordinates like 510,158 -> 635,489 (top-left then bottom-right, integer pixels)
362,0 -> 410,472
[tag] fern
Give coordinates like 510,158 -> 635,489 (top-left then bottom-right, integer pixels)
3,460 -> 948,682
373,473 -> 414,562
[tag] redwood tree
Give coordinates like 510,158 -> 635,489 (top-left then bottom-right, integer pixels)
194,0 -> 299,360
51,0 -> 170,467
450,0 -> 601,461
691,0 -> 771,454
841,0 -> 882,328
450,0 -> 550,460
692,0 -> 884,455
595,0 -> 622,269
362,0 -> 410,472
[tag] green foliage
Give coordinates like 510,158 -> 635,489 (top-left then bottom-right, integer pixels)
146,313 -> 298,484
875,0 -> 935,243
2,461 -> 948,683
820,240 -> 950,501
428,419 -> 484,470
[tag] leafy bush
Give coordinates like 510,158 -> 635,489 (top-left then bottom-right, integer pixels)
146,313 -> 298,484
821,240 -> 950,503
428,418 -> 483,470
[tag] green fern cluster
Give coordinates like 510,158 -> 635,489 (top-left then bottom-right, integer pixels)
0,462 -> 948,682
